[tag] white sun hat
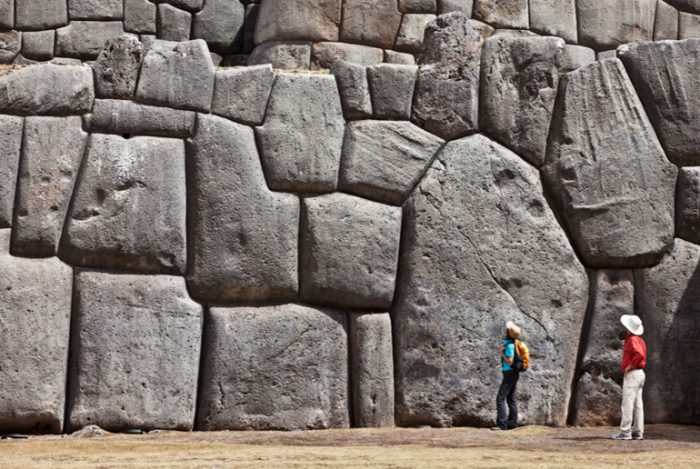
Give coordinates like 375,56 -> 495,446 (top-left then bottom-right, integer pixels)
621,315 -> 644,336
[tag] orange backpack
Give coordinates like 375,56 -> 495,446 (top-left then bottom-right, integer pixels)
512,340 -> 530,372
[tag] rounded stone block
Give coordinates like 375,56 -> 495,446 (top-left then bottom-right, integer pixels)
191,0 -> 245,54
255,0 -> 342,45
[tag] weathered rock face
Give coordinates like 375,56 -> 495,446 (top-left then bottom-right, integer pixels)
576,0 -> 656,51
21,30 -> 55,61
393,134 -> 589,427
242,3 -> 259,54
676,167 -> 700,244
679,12 -> 700,39
367,64 -> 418,120
0,0 -> 13,29
186,114 -> 299,303
654,0 -> 679,41
310,42 -> 383,69
350,312 -> 395,428
197,304 -> 349,431
439,0 -> 474,16
634,239 -> 700,425
60,134 -> 187,275
300,193 -> 402,310
617,39 -> 700,167
84,99 -> 195,137
191,0 -> 245,54
399,0 -> 437,13
66,270 -> 203,432
330,60 -> 373,119
529,0 -> 577,44
157,3 -> 192,42
212,64 -> 275,126
394,14 -> 436,53
473,0 -> 529,29
12,116 -> 88,257
0,115 -> 23,228
338,120 -> 444,206
0,230 -> 73,434
0,29 -> 21,63
255,0 -> 341,44
124,0 -> 157,34
255,73 -> 345,193
69,0 -> 123,20
0,64 -> 94,116
159,0 -> 204,12
56,21 -> 134,60
15,0 -> 68,31
666,0 -> 700,15
542,59 -> 677,269
339,0 -> 403,49
92,36 -> 144,100
561,44 -> 596,73
248,41 -> 311,70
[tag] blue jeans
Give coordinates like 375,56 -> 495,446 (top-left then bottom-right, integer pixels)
497,371 -> 519,430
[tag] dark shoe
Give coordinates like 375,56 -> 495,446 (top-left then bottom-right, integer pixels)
611,433 -> 632,440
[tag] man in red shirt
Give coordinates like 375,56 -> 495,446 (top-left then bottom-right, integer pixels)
612,315 -> 647,440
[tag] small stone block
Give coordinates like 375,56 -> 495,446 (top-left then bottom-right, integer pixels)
367,63 -> 418,120
211,64 -> 275,126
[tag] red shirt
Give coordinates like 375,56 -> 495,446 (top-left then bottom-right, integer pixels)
622,333 -> 647,373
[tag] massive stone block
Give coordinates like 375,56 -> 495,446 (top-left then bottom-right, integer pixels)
330,60 -> 373,119
473,0 -> 528,29
529,0 -> 577,44
12,116 -> 87,257
192,0 -> 245,54
212,64 -> 275,126
339,0 -> 403,49
393,134 -> 589,427
0,230 -> 72,434
634,239 -> 700,425
255,0 -> 341,44
0,29 -> 21,64
15,0 -> 68,31
247,41 -> 311,70
618,40 -> 700,167
197,304 -> 349,431
338,121 -> 444,206
187,114 -> 299,302
56,21 -> 134,60
542,59 -> 677,269
66,270 -> 203,432
157,4 -> 192,42
124,0 -> 157,34
0,0 -> 13,29
310,42 -> 383,70
350,312 -> 395,428
0,115 -> 22,228
135,39 -> 215,112
255,73 -> 345,193
92,36 -> 144,100
394,14 -> 436,53
367,64 -> 418,120
480,36 -> 565,168
576,0 -> 656,51
84,99 -> 195,137
666,0 -> 700,14
300,193 -> 402,310
20,30 -> 55,62
676,167 -> 700,245
69,0 -> 123,20
654,0 -> 679,41
0,64 -> 94,116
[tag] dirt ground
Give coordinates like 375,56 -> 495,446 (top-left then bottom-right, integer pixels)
1,424 -> 699,468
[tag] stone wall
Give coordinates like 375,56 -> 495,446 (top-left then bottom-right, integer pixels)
1,3 -> 700,433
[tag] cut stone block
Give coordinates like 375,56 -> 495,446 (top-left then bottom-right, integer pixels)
0,232 -> 72,434
0,0 -> 13,29
255,0 -> 341,44
192,0 -> 245,54
339,0 -> 403,49
492,29 -> 539,38
350,312 -> 395,428
157,4 -> 192,42
135,39 -> 215,112
256,73 -> 345,193
367,64 -> 418,120
576,0 -> 656,51
20,30 -> 55,61
473,0 -> 528,29
60,134 -> 187,275
676,167 -> 700,244
197,304 -> 349,431
399,0 -> 437,13
69,0 -> 123,20
480,36 -> 565,168
157,0 -> 205,12
15,0 -> 68,31
665,0 -> 700,14
124,0 -> 157,34
186,114 -> 299,303
330,60 -> 373,119
93,36 -> 144,100
0,116 -> 23,228
66,270 -> 203,432
339,120 -> 444,205
0,28 -> 21,64
212,64 -> 275,126
50,57 -> 82,65
310,42 -> 383,70
438,0 -> 473,16
542,59 -> 677,269
394,14 -> 436,53
561,44 -> 595,73
654,0 -> 679,41
243,3 -> 259,53
393,134 -> 589,427
300,193 -> 402,310
247,41 -> 311,70
529,0 -> 577,43
679,12 -> 700,38
56,21 -> 134,60
384,50 -> 415,64
85,100 -> 195,138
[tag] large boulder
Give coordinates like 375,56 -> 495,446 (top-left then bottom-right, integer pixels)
528,0 -> 577,43
0,230 -> 73,434
56,21 -> 135,60
186,114 -> 299,303
211,64 -> 275,126
15,0 -> 68,31
676,167 -> 700,244
617,39 -> 700,167
576,0 -> 656,51
255,0 -> 341,44
473,0 -> 528,29
197,304 -> 349,431
339,0 -> 403,49
393,134 -> 589,427
0,115 -> 23,228
84,99 -> 195,137
92,36 -> 144,100
192,0 -> 245,54
66,270 -> 203,432
542,59 -> 677,269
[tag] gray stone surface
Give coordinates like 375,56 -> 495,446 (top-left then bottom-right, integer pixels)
596,50 -> 616,61
186,114 -> 299,303
247,41 -> 311,70
339,0 -> 403,49
0,115 -> 22,228
571,270 -> 632,427
192,0 -> 245,54
665,0 -> 700,14
15,0 -> 68,31
393,134 -> 589,427
654,0 -> 679,41
480,36 -> 565,168
12,116 -> 87,257
634,239 -> 700,425
618,40 -> 700,167
438,0 -> 474,16
124,0 -> 157,34
384,50 -> 415,65
561,44 -> 596,73
675,167 -> 700,244
350,312 -> 395,428
529,0 -> 577,43
310,42 -> 383,70
50,57 -> 82,65
243,3 -> 259,53
543,59 -> 677,269
212,64 -> 275,126
679,12 -> 700,39
85,99 -> 195,137
0,231 -> 73,434
473,0 -> 528,29
256,73 -> 345,192
255,0 -> 341,44
197,304 -> 349,431
20,30 -> 55,61
0,28 -> 21,63
0,0 -> 13,29
56,21 -> 134,60
339,120 -> 444,205
135,39 -> 215,112
576,0 -> 656,51
367,64 -> 418,120
60,134 -> 187,275
93,36 -> 144,100
159,0 -> 205,12
300,193 -> 402,310
69,0 -> 123,20
158,4 -> 192,42
412,14 -> 483,140
394,14 -> 436,53
492,29 -> 539,38
66,270 -> 203,432
330,60 -> 373,119
399,0 -> 437,13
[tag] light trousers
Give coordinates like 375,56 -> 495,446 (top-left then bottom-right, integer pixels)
620,369 -> 645,437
